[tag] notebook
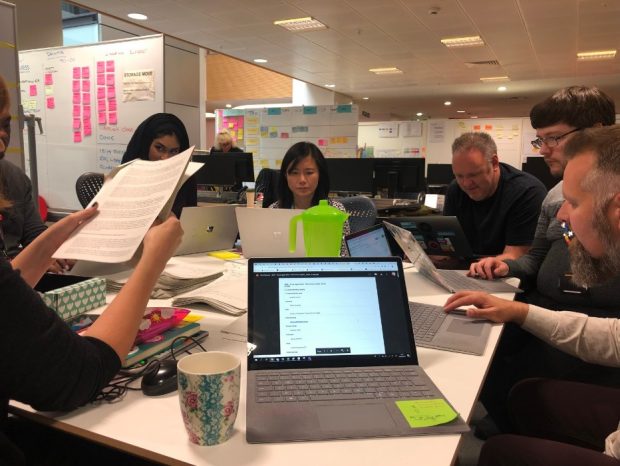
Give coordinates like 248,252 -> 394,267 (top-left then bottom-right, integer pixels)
246,257 -> 469,443
385,216 -> 476,261
175,206 -> 238,256
383,221 -> 521,294
408,301 -> 492,355
235,207 -> 306,258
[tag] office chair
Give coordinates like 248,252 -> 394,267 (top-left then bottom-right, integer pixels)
255,168 -> 280,208
75,172 -> 104,208
337,195 -> 377,233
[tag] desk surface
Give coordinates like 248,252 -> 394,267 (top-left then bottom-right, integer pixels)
11,264 -> 513,466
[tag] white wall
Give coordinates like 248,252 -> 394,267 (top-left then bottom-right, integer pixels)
292,79 -> 334,106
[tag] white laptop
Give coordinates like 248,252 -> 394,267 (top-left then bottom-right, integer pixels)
174,206 -> 238,256
235,207 -> 306,258
246,257 -> 469,443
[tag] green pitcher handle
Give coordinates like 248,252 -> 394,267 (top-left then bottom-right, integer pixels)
289,214 -> 302,253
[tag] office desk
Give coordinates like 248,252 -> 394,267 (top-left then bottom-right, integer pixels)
11,267 -> 512,466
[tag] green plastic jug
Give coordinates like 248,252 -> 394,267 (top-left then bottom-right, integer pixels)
289,200 -> 349,257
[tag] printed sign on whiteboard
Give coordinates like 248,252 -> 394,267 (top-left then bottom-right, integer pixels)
378,123 -> 399,138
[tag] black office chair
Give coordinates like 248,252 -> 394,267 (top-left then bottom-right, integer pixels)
337,196 -> 377,233
75,172 -> 104,208
255,168 -> 280,208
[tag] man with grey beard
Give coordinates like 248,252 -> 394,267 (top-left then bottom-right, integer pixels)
445,125 -> 620,466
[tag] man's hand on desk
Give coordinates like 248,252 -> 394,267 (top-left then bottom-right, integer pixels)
468,257 -> 509,280
443,291 -> 528,325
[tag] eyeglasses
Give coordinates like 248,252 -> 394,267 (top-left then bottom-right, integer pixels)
531,128 -> 581,150
153,143 -> 181,156
561,221 -> 574,245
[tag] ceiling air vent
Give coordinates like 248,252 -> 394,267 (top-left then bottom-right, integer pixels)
465,60 -> 500,68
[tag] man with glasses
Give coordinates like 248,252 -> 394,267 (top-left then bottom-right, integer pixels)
445,125 -> 620,466
467,86 -> 619,438
444,131 -> 546,260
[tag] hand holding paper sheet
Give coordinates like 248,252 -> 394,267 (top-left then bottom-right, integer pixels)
54,146 -> 199,263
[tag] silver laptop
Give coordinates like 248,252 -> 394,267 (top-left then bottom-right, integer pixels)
235,207 -> 306,258
408,301 -> 492,355
246,257 -> 468,443
174,206 -> 238,256
383,221 -> 521,294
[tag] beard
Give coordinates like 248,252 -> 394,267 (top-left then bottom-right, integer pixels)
569,209 -> 620,288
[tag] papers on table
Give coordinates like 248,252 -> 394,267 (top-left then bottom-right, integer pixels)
221,314 -> 247,342
172,266 -> 247,316
71,255 -> 226,299
54,147 -> 200,263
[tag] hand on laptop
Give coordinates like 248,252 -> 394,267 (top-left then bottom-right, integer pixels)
444,291 -> 528,324
468,257 -> 509,279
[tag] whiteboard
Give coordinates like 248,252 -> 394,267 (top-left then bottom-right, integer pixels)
19,35 -> 165,210
217,105 -> 358,174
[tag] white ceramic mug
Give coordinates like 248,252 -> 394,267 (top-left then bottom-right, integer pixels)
177,351 -> 241,446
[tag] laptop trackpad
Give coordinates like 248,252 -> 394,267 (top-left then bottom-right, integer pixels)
446,318 -> 485,335
316,404 -> 395,431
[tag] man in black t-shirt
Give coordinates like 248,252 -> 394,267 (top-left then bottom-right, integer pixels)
444,132 -> 546,260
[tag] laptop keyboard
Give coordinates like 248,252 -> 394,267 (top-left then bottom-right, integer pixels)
409,302 -> 446,344
440,270 -> 491,291
255,367 -> 434,403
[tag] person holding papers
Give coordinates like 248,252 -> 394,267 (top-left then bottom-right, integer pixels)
121,113 -> 197,218
269,141 -> 350,255
0,200 -> 183,464
444,126 -> 620,466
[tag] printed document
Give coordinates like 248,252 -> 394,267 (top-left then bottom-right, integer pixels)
54,146 -> 198,263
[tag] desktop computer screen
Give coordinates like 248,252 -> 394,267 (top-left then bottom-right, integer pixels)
193,152 -> 255,187
426,164 -> 455,185
523,156 -> 558,190
326,158 -> 374,194
373,158 -> 426,198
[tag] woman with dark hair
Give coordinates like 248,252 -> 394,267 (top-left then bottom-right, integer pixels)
121,113 -> 197,218
270,141 -> 350,254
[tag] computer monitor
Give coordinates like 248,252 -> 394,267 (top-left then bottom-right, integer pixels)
326,158 -> 374,194
523,156 -> 558,190
426,164 -> 455,185
373,158 -> 426,198
193,152 -> 255,188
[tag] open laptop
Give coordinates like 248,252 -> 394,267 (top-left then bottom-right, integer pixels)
345,225 -> 493,355
385,216 -> 477,262
174,206 -> 239,256
235,207 -> 306,258
246,257 -> 468,443
383,221 -> 521,294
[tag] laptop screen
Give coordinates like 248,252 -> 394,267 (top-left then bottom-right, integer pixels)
248,258 -> 417,370
345,224 -> 392,257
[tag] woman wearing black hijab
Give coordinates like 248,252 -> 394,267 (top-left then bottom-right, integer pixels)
121,113 -> 197,218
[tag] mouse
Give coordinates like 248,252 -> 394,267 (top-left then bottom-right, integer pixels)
140,359 -> 178,396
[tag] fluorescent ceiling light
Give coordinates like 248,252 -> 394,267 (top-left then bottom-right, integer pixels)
225,104 -> 232,108
127,13 -> 148,20
324,83 -> 336,88
577,50 -> 617,61
416,112 -> 423,116
441,36 -> 484,48
205,112 -> 216,118
274,17 -> 327,32
368,67 -> 403,75
253,58 -> 268,63
444,101 -> 452,106
362,97 -> 369,100
480,76 -> 510,83
457,110 -> 466,113
497,86 -> 507,92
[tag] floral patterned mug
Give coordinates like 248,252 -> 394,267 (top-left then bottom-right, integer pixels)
177,351 -> 241,446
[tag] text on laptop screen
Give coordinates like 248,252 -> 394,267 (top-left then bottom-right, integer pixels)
249,260 -> 413,366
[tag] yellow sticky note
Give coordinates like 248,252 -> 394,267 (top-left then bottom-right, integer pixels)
183,314 -> 204,323
207,250 -> 241,260
395,399 -> 458,428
